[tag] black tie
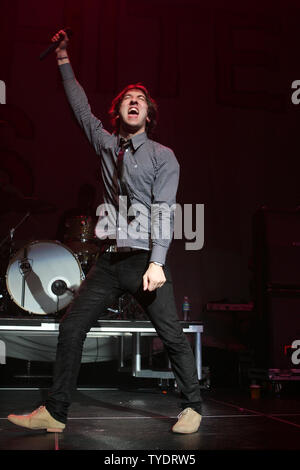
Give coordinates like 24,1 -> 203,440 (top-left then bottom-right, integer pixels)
117,139 -> 131,195
115,139 -> 135,223
117,138 -> 131,181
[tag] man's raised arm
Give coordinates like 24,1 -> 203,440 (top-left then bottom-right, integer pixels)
51,29 -> 104,152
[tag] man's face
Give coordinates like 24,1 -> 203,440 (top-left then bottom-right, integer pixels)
118,88 -> 150,134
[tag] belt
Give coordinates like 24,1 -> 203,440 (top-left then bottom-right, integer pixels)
105,245 -> 144,253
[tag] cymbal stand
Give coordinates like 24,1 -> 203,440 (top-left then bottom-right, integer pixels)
0,211 -> 31,254
0,212 -> 31,314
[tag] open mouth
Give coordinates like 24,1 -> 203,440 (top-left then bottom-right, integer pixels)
128,107 -> 139,116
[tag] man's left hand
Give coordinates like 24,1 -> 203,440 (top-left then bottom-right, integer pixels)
143,263 -> 166,291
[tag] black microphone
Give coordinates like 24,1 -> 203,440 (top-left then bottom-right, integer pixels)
51,279 -> 75,296
39,27 -> 73,61
51,279 -> 68,296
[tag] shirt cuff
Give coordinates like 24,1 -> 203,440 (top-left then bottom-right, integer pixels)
149,244 -> 168,266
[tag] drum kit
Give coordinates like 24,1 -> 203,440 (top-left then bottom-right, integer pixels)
0,189 -> 147,320
0,193 -> 100,316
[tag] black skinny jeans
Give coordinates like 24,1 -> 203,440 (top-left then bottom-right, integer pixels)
45,250 -> 202,423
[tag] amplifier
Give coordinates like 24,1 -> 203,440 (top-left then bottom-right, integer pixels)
206,302 -> 254,312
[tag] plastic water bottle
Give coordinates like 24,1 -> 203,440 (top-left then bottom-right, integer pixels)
182,296 -> 190,321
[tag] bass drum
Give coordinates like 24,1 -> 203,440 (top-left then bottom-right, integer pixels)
6,240 -> 85,315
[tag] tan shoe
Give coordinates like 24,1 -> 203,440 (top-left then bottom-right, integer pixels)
7,406 -> 65,433
172,407 -> 202,434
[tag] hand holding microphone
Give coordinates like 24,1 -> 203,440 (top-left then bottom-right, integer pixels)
52,29 -> 70,53
39,28 -> 72,60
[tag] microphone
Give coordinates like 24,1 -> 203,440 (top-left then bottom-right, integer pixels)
39,27 -> 73,61
51,279 -> 75,296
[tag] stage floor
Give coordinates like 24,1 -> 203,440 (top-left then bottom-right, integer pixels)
0,386 -> 300,452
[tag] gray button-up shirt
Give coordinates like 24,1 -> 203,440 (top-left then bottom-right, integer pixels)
59,63 -> 180,265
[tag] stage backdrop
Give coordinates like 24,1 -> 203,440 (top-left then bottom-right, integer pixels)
1,0 -> 300,345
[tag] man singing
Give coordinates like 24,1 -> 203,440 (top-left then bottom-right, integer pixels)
7,30 -> 202,434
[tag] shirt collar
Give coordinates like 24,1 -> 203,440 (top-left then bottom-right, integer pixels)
131,131 -> 148,151
117,131 -> 147,151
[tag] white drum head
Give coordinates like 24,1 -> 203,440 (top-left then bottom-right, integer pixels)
6,240 -> 84,315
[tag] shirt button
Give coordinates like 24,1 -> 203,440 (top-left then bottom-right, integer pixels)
134,164 -> 137,168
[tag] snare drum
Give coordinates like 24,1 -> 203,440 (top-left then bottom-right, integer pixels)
6,240 -> 84,315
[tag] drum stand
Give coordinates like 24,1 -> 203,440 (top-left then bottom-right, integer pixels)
0,212 -> 50,383
0,211 -> 31,253
0,211 -> 31,314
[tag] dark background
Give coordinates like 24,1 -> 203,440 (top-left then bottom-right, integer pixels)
1,0 -> 300,348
